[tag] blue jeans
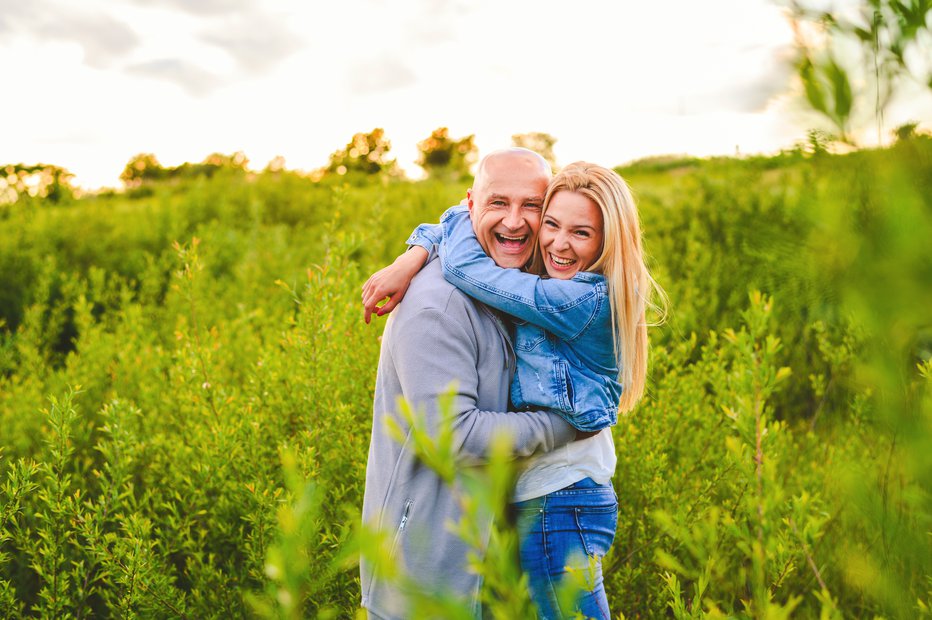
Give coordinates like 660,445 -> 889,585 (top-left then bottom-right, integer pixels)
513,478 -> 618,620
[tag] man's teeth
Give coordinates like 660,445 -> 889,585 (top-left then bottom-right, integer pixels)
550,254 -> 575,266
495,234 -> 527,243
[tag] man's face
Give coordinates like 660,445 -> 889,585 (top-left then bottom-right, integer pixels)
467,154 -> 550,269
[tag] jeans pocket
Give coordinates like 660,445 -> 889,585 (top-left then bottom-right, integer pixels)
574,503 -> 618,558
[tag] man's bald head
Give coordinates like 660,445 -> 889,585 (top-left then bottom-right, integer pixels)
466,148 -> 552,269
472,148 -> 552,193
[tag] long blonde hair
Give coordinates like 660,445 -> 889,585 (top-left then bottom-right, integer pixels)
530,162 -> 665,412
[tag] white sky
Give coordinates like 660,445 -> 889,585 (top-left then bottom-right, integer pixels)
1,0 -> 930,189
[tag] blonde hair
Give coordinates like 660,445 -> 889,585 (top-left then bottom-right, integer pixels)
530,162 -> 666,413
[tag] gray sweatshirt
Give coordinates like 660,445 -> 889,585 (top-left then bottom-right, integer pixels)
360,258 -> 577,619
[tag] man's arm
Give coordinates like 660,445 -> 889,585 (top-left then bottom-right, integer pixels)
391,305 -> 577,462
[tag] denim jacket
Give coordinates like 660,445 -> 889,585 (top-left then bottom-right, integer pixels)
407,205 -> 621,431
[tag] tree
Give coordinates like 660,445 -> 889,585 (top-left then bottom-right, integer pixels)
511,132 -> 558,171
892,120 -> 927,142
0,163 -> 75,204
203,151 -> 248,169
415,128 -> 477,181
120,153 -> 167,188
264,155 -> 287,173
326,128 -> 399,177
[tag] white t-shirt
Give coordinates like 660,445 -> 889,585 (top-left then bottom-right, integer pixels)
512,427 -> 616,502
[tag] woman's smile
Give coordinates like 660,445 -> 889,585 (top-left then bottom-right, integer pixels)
539,190 -> 604,280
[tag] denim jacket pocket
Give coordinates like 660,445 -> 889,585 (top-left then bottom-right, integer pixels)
513,323 -> 546,352
512,356 -> 575,414
553,359 -> 574,412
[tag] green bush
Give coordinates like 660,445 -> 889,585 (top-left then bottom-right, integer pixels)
0,146 -> 928,617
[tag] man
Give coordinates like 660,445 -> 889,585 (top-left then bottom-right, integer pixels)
360,149 -> 581,619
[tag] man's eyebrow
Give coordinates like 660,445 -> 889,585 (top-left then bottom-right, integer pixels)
486,193 -> 544,202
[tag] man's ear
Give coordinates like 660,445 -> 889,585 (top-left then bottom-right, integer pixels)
465,188 -> 474,212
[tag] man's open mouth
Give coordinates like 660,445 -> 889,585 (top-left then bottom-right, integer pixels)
494,233 -> 528,250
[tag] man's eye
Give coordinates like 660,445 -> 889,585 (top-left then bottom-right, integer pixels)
491,200 -> 506,207
524,203 -> 542,210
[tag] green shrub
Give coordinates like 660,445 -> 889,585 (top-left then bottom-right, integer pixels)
0,148 -> 927,617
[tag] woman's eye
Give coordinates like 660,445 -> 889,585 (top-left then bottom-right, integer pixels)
544,220 -> 557,228
575,230 -> 590,238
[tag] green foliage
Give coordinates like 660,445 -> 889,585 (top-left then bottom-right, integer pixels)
120,152 -> 250,192
1,163 -> 75,206
416,127 -> 477,181
120,154 -> 167,188
785,0 -> 932,141
359,393 -> 538,619
0,142 -> 929,617
325,128 -> 399,180
512,132 -> 558,171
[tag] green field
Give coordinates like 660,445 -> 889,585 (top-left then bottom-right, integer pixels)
0,141 -> 930,618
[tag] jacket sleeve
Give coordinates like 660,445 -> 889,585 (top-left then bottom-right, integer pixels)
405,222 -> 443,253
390,306 -> 577,463
439,209 -> 600,341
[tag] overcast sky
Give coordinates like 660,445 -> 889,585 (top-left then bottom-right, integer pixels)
1,0 -> 929,189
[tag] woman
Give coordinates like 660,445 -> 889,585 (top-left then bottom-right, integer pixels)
363,162 -> 663,619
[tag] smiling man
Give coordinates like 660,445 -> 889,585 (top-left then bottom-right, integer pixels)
360,149 -> 583,619
465,149 -> 549,269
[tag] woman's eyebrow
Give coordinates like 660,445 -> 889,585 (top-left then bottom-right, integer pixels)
545,216 -> 598,231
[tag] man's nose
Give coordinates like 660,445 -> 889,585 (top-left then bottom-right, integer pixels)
501,205 -> 523,230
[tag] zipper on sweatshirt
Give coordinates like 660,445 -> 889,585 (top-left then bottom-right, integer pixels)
398,500 -> 411,531
389,499 -> 413,560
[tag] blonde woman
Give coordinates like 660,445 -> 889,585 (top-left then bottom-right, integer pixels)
363,161 -> 662,619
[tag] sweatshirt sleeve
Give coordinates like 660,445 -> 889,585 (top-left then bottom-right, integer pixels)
390,305 -> 577,463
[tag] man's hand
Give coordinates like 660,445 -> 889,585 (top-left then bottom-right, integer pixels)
361,247 -> 430,323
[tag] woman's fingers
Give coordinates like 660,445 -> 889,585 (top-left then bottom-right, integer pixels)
362,261 -> 415,323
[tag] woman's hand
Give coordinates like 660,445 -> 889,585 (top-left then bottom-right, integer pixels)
362,247 -> 429,323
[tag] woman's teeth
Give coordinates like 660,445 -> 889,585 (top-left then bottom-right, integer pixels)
550,253 -> 575,266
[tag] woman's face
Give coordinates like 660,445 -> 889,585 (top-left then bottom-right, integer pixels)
538,190 -> 604,279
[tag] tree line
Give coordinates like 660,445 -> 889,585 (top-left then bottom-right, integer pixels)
0,129 -> 560,207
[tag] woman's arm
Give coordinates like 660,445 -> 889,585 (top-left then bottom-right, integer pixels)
439,209 -> 601,341
361,207 -> 467,322
406,221 -> 443,254
361,245 -> 429,323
